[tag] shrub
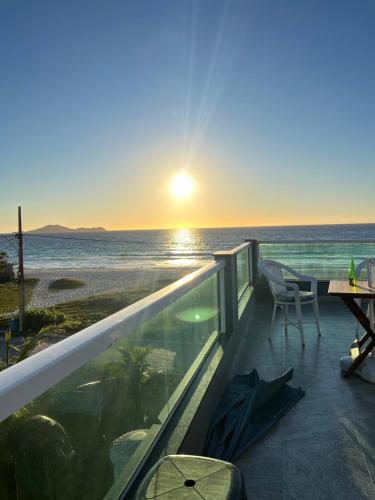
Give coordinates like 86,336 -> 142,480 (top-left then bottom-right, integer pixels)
48,278 -> 86,290
23,308 -> 66,332
41,319 -> 84,334
0,252 -> 14,283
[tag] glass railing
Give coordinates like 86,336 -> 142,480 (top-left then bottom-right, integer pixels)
259,241 -> 375,280
236,244 -> 251,318
0,263 -> 223,500
0,239 -> 257,499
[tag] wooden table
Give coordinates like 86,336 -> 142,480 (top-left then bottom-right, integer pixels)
328,280 -> 375,377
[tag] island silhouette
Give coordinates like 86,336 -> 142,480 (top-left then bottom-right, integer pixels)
27,224 -> 106,233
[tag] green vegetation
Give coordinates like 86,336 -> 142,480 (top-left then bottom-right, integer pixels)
48,278 -> 86,290
0,404 -> 76,499
0,251 -> 14,283
0,278 -> 39,315
48,279 -> 174,334
0,307 -> 64,371
0,329 -> 47,372
0,275 -> 215,499
23,308 -> 66,332
1,277 -> 174,338
0,344 -> 181,499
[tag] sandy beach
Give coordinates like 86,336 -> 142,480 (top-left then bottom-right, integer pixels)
25,267 -> 198,308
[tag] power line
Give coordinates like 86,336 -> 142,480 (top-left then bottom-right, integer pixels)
0,236 -> 15,244
0,243 -> 16,254
0,238 -> 18,253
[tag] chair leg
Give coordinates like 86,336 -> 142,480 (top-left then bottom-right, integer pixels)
269,303 -> 277,340
295,300 -> 305,348
312,300 -> 321,337
283,305 -> 288,335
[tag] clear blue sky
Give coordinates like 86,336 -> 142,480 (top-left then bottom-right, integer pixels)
1,0 -> 374,231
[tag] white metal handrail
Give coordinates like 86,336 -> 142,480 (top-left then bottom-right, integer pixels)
214,241 -> 250,257
260,239 -> 375,244
0,260 -> 224,422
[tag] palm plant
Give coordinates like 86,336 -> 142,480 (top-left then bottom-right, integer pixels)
0,327 -> 47,372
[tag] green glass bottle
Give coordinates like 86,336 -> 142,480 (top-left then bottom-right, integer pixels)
348,259 -> 356,286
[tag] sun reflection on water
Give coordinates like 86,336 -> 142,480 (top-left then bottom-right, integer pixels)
173,228 -> 194,249
165,228 -> 204,268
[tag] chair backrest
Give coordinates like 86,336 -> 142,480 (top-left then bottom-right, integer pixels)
356,260 -> 367,280
259,260 -> 287,297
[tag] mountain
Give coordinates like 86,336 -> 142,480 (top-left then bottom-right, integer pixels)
27,225 -> 107,234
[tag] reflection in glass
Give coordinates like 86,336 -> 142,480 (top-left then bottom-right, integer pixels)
0,275 -> 219,500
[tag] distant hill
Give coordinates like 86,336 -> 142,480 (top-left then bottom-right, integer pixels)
27,224 -> 107,234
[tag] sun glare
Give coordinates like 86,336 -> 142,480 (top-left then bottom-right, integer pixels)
169,173 -> 193,200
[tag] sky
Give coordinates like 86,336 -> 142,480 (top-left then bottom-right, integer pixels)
0,0 -> 374,232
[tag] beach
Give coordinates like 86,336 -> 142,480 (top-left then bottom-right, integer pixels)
0,267 -> 198,360
26,266 -> 198,308
3,224 -> 375,312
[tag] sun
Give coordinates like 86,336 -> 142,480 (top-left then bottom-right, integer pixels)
169,173 -> 193,200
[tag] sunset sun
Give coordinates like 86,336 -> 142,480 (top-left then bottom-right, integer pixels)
169,173 -> 193,200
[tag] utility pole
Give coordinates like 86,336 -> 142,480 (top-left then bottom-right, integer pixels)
17,206 -> 25,333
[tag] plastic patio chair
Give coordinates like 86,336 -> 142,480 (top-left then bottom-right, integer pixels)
355,260 -> 375,335
259,259 -> 321,348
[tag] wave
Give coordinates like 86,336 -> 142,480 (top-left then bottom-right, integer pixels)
118,252 -> 211,258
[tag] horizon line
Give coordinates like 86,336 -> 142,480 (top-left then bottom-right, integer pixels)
6,220 -> 375,234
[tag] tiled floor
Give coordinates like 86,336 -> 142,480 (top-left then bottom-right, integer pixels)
231,298 -> 375,500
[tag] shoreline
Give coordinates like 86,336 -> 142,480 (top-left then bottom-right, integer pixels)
25,267 -> 199,308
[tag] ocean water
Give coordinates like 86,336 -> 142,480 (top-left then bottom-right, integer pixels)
1,224 -> 375,276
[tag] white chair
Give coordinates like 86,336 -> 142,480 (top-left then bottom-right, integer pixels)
259,259 -> 321,348
355,260 -> 375,335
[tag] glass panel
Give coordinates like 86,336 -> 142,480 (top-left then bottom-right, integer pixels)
260,242 -> 375,280
237,247 -> 249,300
237,247 -> 251,318
0,275 -> 219,500
248,241 -> 254,284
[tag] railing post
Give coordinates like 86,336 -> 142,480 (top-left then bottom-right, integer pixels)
214,251 -> 238,338
245,239 -> 260,285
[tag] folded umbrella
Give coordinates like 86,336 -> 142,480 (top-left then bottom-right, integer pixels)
204,368 -> 304,461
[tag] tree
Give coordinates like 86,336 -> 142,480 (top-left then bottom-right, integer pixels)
0,251 -> 14,283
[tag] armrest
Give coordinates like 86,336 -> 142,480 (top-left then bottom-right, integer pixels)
266,274 -> 299,292
285,269 -> 318,294
259,260 -> 317,296
265,274 -> 302,305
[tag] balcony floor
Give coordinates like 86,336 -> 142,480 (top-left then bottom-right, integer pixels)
231,298 -> 375,500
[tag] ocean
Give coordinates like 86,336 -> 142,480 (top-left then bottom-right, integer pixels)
1,224 -> 375,276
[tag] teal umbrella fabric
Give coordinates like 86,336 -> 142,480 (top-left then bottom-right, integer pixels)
204,368 -> 304,461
